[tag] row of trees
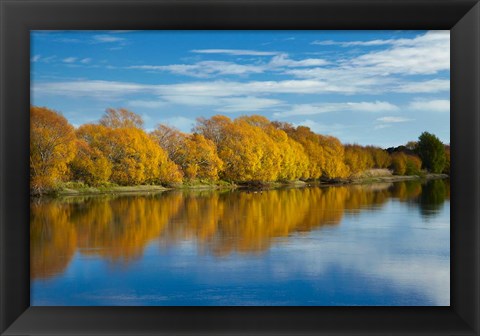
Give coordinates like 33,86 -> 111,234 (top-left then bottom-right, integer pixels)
30,106 -> 449,194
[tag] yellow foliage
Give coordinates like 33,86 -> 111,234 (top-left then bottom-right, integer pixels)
77,123 -> 182,185
30,106 -> 76,194
344,145 -> 365,174
179,134 -> 224,181
31,106 -> 430,186
391,152 -> 407,175
150,125 -> 185,162
216,118 -> 282,182
30,200 -> 77,278
405,154 -> 422,175
367,146 -> 391,168
69,139 -> 112,185
194,115 -> 232,147
281,125 -> 325,179
317,135 -> 350,179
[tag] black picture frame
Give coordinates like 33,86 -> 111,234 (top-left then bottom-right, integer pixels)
1,0 -> 479,335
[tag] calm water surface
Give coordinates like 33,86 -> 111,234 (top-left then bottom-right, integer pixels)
31,179 -> 450,306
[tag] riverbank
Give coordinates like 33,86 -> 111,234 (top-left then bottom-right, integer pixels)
53,180 -> 237,197
348,172 -> 448,185
45,170 -> 448,197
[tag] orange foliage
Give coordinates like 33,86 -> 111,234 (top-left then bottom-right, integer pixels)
69,139 -> 112,185
30,105 -> 436,187
30,106 -> 76,194
178,134 -> 224,180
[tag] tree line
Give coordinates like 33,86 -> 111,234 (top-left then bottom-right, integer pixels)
30,106 -> 450,194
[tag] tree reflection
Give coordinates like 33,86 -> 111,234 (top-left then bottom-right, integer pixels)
31,200 -> 77,279
31,179 -> 449,279
418,179 -> 449,217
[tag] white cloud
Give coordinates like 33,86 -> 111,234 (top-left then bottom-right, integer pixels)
291,31 -> 450,94
93,35 -> 125,43
33,79 -> 363,101
312,30 -> 448,51
350,31 -> 449,76
32,80 -> 149,99
128,95 -> 282,113
269,53 -> 329,68
345,101 -> 399,112
191,49 -> 279,56
80,58 -> 92,64
128,100 -> 167,109
374,124 -> 392,130
31,55 -> 41,62
125,32 -> 449,94
215,96 -> 283,113
409,99 -> 450,112
374,116 -> 413,130
54,37 -> 82,43
161,95 -> 219,106
312,39 -> 396,47
158,79 -> 351,96
129,61 -> 265,78
129,54 -> 329,78
395,79 -> 450,93
62,57 -> 77,63
377,116 -> 412,123
40,55 -> 56,63
274,101 -> 398,118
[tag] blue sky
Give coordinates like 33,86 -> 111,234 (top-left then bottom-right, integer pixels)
31,30 -> 450,147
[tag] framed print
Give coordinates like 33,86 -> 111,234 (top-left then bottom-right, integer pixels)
1,0 -> 479,335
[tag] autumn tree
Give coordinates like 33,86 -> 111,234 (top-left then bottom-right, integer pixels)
150,125 -> 185,162
69,139 -> 112,185
107,128 -> 182,185
276,136 -> 310,181
404,154 -> 423,176
99,108 -> 144,129
30,106 -> 77,194
218,118 -> 281,182
405,141 -> 418,151
344,144 -> 373,175
443,145 -> 450,174
367,146 -> 391,168
194,115 -> 232,147
280,125 -> 325,180
317,135 -> 349,179
78,116 -> 182,186
173,133 -> 224,181
390,152 -> 407,175
416,132 -> 446,173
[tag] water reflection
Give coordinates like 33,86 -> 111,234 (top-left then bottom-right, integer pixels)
419,179 -> 449,216
31,179 -> 449,280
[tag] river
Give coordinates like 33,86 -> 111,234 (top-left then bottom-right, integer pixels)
30,179 -> 450,306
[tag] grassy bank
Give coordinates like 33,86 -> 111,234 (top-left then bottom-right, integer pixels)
45,170 -> 448,197
53,180 -> 238,196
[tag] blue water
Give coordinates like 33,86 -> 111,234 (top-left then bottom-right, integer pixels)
31,179 -> 450,306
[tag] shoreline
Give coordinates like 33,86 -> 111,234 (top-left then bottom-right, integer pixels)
37,173 -> 449,198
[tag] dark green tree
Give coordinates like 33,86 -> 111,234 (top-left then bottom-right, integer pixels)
416,132 -> 446,173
